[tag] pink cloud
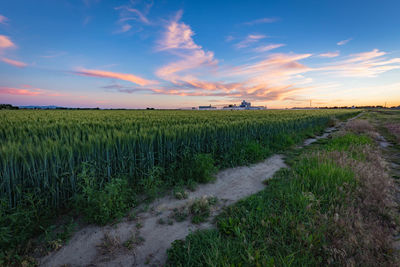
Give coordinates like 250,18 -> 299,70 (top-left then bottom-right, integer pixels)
319,49 -> 400,77
106,13 -> 315,104
156,50 -> 216,83
0,85 -> 65,97
1,57 -> 28,68
0,86 -> 43,96
0,15 -> 8,25
319,51 -> 340,58
236,34 -> 267,48
337,38 -> 352,46
156,10 -> 217,84
75,68 -> 158,86
114,0 -> 153,32
225,35 -> 234,42
153,13 -> 313,104
345,49 -> 385,63
122,8 -> 150,24
243,17 -> 278,26
117,24 -> 132,33
0,35 -> 15,49
230,53 -> 313,80
157,10 -> 200,50
254,44 -> 285,52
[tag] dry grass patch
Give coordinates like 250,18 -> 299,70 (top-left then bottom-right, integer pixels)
318,147 -> 397,266
385,123 -> 400,143
345,119 -> 380,139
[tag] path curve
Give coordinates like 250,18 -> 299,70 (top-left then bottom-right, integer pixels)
39,115 -> 359,267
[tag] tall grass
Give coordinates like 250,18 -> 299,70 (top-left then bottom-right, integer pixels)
0,109 -> 356,211
0,109 -> 358,258
166,127 -> 397,266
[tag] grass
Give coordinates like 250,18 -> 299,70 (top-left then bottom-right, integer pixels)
166,119 -> 398,266
74,164 -> 136,225
0,109 -> 360,265
190,196 -> 218,224
170,196 -> 218,224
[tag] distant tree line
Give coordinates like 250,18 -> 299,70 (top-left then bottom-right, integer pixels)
0,104 -> 19,110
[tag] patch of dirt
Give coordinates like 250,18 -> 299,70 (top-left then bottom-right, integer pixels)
39,116 -> 355,267
40,155 -> 286,267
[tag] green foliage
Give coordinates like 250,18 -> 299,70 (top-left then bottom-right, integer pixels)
173,186 -> 188,200
243,141 -> 268,163
186,179 -> 198,192
0,109 -> 359,259
139,166 -> 164,200
326,133 -> 372,151
75,165 -> 136,225
191,154 -> 217,183
172,208 -> 189,222
167,150 -> 357,266
190,196 -> 218,224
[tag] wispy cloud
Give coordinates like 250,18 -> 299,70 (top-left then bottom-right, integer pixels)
0,85 -> 63,96
243,17 -> 278,26
235,34 -> 267,48
157,10 -> 201,50
225,35 -> 234,42
319,51 -> 340,58
253,43 -> 285,52
154,47 -> 313,102
1,57 -> 28,68
0,35 -> 15,49
116,24 -> 132,33
0,15 -> 8,25
0,86 -> 42,96
319,49 -> 400,77
114,0 -> 153,33
116,7 -> 150,25
155,10 -> 217,85
74,68 -> 158,86
337,38 -> 352,46
83,16 -> 92,26
143,13 -> 313,103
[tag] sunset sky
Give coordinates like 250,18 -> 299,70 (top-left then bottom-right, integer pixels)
1,0 -> 400,109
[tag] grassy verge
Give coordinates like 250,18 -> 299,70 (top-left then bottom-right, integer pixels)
167,119 -> 398,266
0,112 -> 356,265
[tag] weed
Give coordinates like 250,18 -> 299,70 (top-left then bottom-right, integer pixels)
171,207 -> 189,222
166,125 -> 397,266
97,233 -> 121,255
187,179 -> 198,192
123,232 -> 145,250
191,154 -> 217,183
173,186 -> 189,200
74,168 -> 136,225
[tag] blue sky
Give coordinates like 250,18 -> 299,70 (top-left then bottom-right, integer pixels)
1,0 -> 400,108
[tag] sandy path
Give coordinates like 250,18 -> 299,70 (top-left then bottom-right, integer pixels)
39,117 -> 355,267
40,155 -> 285,267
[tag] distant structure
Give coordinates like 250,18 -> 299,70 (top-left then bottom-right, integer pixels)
223,100 -> 266,110
198,105 -> 217,110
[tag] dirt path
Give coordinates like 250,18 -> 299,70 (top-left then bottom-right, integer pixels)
39,117 -> 355,267
377,134 -> 400,252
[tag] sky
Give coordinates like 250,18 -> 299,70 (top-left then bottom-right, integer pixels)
1,0 -> 400,109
